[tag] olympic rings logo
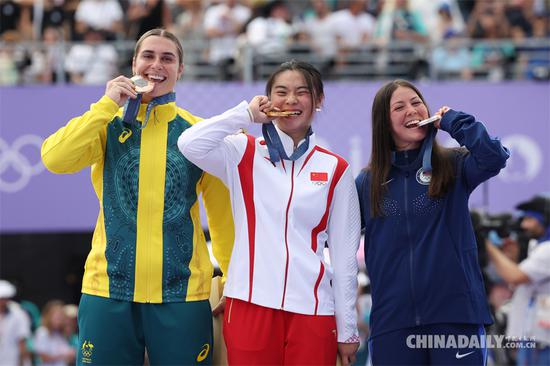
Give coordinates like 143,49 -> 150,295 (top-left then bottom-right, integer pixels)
0,135 -> 45,193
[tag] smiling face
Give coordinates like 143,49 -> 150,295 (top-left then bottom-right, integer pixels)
132,35 -> 183,102
389,86 -> 429,151
269,70 -> 322,144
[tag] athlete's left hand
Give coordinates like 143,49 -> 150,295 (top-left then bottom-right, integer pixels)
212,296 -> 226,316
338,342 -> 359,366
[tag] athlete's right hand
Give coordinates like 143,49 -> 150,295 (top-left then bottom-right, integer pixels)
247,95 -> 273,124
212,295 -> 226,316
105,76 -> 138,107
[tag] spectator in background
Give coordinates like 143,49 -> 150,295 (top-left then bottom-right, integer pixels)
330,0 -> 376,51
329,0 -> 376,70
61,0 -> 80,41
74,0 -> 123,40
505,0 -> 534,37
467,0 -> 509,39
532,8 -> 550,38
169,0 -> 209,78
456,0 -> 476,23
246,0 -> 293,58
39,0 -> 69,40
373,0 -> 429,79
33,300 -> 75,366
432,2 -> 461,43
0,0 -> 33,40
0,280 -> 32,366
469,6 -> 516,81
509,24 -> 531,79
486,195 -> 550,366
126,0 -> 172,40
524,8 -> 550,80
374,0 -> 428,43
298,0 -> 337,61
65,27 -> 118,85
1,0 -> 23,35
24,26 -> 66,84
413,0 -> 464,44
294,0 -> 337,76
0,31 -> 23,85
62,304 -> 78,354
204,0 -> 251,80
431,32 -> 473,80
170,0 -> 206,41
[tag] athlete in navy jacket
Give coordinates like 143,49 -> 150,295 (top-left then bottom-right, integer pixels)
356,80 -> 509,365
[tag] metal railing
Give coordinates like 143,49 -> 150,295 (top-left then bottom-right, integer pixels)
1,37 -> 548,85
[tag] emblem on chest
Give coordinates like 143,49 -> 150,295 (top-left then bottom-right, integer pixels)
310,172 -> 328,186
416,167 -> 431,185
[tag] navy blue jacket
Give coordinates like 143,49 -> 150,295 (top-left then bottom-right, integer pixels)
355,109 -> 510,338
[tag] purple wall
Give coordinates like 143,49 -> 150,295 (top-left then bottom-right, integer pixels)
1,81 -> 549,233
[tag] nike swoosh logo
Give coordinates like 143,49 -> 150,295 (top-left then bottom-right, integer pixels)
455,351 -> 475,359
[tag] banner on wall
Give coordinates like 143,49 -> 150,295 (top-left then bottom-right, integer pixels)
0,82 -> 548,232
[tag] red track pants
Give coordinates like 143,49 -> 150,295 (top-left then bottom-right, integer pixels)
223,297 -> 338,365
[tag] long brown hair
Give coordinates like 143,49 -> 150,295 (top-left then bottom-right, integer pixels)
368,79 -> 456,217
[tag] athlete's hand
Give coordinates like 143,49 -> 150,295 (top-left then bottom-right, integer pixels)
212,296 -> 226,317
105,75 -> 138,107
247,95 -> 273,124
434,106 -> 450,129
337,342 -> 359,366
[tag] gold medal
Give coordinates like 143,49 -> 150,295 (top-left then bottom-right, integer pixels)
265,110 -> 301,117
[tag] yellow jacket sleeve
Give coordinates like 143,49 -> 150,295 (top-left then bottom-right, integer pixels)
41,95 -> 120,174
200,172 -> 235,283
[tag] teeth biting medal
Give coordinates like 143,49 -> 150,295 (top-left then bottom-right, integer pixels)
406,115 -> 441,128
265,110 -> 302,117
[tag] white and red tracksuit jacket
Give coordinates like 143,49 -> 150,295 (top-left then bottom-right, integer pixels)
178,101 -> 360,342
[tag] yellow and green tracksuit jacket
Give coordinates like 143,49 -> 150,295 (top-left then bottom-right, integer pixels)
41,95 -> 234,303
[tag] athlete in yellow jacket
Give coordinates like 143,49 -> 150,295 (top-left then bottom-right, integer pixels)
41,29 -> 234,365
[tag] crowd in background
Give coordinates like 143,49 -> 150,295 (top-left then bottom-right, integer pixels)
0,0 -> 549,84
0,280 -> 78,366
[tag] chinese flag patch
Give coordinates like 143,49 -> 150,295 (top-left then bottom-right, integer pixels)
310,172 -> 328,182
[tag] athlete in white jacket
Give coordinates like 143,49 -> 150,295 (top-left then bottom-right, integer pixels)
178,60 -> 360,365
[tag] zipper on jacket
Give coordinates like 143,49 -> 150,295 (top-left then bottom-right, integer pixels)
281,161 -> 295,309
404,169 -> 421,325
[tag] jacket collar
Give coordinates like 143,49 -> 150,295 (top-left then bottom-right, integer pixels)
262,122 -> 315,163
273,123 -> 314,158
136,99 -> 177,125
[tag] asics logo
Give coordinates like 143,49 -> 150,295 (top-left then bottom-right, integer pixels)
196,343 -> 210,362
0,135 -> 44,193
455,350 -> 475,359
